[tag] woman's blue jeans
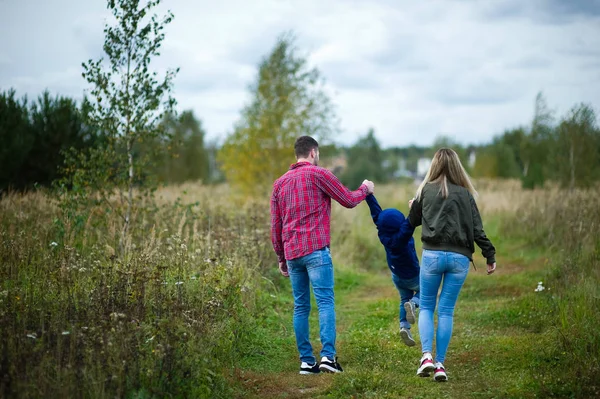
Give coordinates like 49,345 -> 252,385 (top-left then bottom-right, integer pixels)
287,247 -> 335,364
419,249 -> 470,364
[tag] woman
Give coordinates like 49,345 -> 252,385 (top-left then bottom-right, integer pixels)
407,148 -> 496,382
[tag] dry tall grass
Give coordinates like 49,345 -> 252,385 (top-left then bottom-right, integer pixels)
1,179 -> 599,397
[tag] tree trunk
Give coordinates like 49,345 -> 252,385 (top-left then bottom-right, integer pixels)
569,139 -> 575,192
119,39 -> 133,256
120,137 -> 134,254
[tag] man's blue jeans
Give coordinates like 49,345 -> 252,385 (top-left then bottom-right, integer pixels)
287,247 -> 335,364
419,249 -> 470,364
391,273 -> 420,330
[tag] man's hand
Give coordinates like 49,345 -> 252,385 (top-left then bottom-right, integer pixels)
279,261 -> 289,277
362,180 -> 375,194
487,262 -> 497,275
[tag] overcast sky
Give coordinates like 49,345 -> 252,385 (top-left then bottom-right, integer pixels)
1,0 -> 599,147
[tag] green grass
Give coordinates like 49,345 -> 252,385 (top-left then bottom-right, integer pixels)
2,183 -> 599,398
232,216 -> 595,399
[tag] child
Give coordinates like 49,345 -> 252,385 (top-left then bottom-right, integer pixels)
366,193 -> 420,347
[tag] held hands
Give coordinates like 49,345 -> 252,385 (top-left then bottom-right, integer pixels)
362,180 -> 375,194
279,261 -> 289,277
487,262 -> 497,275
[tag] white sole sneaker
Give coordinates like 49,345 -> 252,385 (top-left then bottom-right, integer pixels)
434,362 -> 448,381
400,329 -> 416,347
417,361 -> 435,377
434,370 -> 448,381
404,301 -> 416,324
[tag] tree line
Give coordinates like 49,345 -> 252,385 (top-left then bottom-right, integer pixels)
326,94 -> 600,191
0,89 -> 213,193
2,35 -> 599,195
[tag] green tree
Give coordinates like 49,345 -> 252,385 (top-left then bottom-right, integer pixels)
218,33 -> 337,195
0,90 -> 99,192
499,127 -> 527,175
522,92 -> 554,189
554,104 -> 599,190
472,145 -> 498,178
160,110 -> 210,184
0,90 -> 32,192
341,128 -> 386,188
26,91 -> 97,187
66,0 -> 178,251
473,129 -> 524,179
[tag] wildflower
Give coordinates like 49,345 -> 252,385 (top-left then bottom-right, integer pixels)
62,331 -> 70,335
180,243 -> 187,250
146,335 -> 155,343
109,312 -> 126,321
27,333 -> 37,339
190,276 -> 197,280
195,249 -> 201,254
534,281 -> 545,292
175,281 -> 184,285
167,246 -> 173,251
50,242 -> 58,248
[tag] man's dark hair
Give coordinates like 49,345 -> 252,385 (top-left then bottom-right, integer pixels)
294,136 -> 319,158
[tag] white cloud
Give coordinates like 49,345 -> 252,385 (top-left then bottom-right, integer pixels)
1,0 -> 599,147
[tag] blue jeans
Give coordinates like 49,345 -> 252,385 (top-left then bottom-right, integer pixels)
418,249 -> 470,364
391,273 -> 420,329
287,247 -> 335,364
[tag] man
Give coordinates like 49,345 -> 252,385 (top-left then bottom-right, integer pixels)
270,135 -> 375,374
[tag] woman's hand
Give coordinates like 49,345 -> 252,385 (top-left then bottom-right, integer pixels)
409,198 -> 415,209
487,262 -> 497,275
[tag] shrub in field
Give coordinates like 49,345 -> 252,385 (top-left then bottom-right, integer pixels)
0,187 -> 274,398
501,187 -> 600,397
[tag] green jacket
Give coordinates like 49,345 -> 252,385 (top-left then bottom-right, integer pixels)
408,182 -> 496,264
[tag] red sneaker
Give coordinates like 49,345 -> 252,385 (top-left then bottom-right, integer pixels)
417,353 -> 435,377
434,362 -> 448,382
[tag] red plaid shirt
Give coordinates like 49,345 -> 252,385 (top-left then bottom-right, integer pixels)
270,161 -> 369,262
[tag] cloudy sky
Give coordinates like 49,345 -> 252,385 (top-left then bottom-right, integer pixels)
1,0 -> 599,147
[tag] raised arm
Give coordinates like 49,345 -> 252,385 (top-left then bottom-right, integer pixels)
365,194 -> 383,223
315,169 -> 370,208
270,187 -> 285,264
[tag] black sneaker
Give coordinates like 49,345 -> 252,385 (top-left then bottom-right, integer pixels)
299,361 -> 320,375
319,356 -> 343,373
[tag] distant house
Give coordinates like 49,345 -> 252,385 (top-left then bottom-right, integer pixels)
468,150 -> 476,169
417,157 -> 431,179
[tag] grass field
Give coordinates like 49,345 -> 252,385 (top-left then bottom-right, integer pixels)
1,181 -> 598,398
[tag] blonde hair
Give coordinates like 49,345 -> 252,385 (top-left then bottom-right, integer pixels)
415,148 -> 477,200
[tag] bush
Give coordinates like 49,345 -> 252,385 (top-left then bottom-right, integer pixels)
0,185 -> 274,398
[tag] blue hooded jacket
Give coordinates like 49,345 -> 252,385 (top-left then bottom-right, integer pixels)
366,194 -> 420,279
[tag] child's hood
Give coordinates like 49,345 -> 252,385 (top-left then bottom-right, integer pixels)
377,208 -> 406,235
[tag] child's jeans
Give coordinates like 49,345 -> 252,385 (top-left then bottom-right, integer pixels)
391,273 -> 420,329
